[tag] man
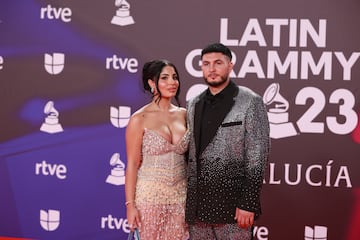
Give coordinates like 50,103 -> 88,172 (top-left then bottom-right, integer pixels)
185,43 -> 270,239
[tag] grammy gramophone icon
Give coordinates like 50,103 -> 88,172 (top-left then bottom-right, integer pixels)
111,0 -> 135,26
263,83 -> 297,139
40,101 -> 64,134
106,153 -> 126,186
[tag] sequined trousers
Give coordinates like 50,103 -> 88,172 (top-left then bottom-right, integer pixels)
189,222 -> 253,240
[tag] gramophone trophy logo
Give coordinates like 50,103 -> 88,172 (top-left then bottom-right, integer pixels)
111,0 -> 135,26
263,83 -> 297,139
40,101 -> 64,134
106,153 -> 126,186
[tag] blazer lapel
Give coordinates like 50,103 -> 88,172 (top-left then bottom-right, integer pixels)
194,97 -> 205,158
195,87 -> 238,157
204,95 -> 235,145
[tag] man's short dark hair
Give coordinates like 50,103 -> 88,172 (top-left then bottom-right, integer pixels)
201,43 -> 232,61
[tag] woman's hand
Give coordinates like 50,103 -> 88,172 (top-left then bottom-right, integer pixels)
126,203 -> 141,232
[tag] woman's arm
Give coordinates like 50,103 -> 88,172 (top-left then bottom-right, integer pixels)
125,113 -> 144,231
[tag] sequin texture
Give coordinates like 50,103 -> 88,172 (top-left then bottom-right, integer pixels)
135,128 -> 190,240
185,86 -> 270,225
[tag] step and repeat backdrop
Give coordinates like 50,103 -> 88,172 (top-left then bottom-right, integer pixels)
1,0 -> 360,239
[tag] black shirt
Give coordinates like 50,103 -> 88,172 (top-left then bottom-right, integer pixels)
199,81 -> 238,154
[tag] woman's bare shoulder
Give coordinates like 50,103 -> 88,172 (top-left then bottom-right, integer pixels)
175,106 -> 187,118
128,105 -> 149,127
129,103 -> 158,126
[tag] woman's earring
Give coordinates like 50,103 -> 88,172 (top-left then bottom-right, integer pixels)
151,88 -> 154,94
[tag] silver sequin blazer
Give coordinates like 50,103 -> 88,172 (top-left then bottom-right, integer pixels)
185,85 -> 270,224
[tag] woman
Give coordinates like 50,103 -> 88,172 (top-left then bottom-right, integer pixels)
125,59 -> 189,239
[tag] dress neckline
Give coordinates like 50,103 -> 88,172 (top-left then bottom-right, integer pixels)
144,128 -> 189,146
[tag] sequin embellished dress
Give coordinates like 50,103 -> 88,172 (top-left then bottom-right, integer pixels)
135,128 -> 189,240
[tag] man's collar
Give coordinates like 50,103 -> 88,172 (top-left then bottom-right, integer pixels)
204,81 -> 236,103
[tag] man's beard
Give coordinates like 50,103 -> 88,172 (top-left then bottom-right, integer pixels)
204,75 -> 228,87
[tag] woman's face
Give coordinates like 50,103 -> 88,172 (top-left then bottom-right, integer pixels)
156,66 -> 179,99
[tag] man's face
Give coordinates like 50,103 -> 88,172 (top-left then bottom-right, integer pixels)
201,52 -> 233,87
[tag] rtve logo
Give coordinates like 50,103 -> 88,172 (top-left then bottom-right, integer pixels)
101,214 -> 129,231
253,226 -> 269,240
40,209 -> 60,231
105,55 -> 138,73
40,4 -> 72,22
35,160 -> 67,180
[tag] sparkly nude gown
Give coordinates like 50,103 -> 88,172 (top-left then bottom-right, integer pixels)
135,128 -> 189,240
